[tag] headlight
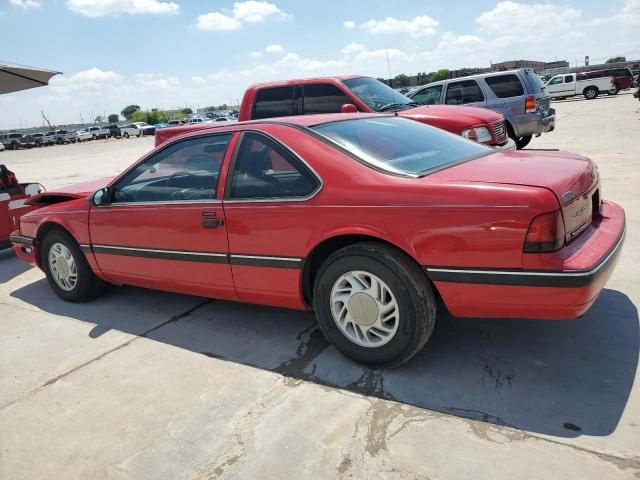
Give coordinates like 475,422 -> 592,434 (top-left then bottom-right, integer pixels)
461,127 -> 492,143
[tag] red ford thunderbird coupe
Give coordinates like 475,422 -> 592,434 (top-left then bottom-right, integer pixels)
10,114 -> 625,366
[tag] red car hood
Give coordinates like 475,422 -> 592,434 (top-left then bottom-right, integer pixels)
400,104 -> 503,127
26,177 -> 114,205
431,150 -> 597,202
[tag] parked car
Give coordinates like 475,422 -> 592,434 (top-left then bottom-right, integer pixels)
76,129 -> 93,142
154,123 -> 169,130
132,122 -> 155,136
18,134 -> 37,148
407,69 -> 555,149
10,114 -> 624,367
104,124 -> 121,138
86,126 -> 110,140
578,67 -> 634,94
0,142 -> 4,152
46,130 -> 76,144
0,133 -> 23,150
166,120 -> 184,126
1,164 -> 44,250
188,117 -> 210,125
28,133 -> 55,147
236,76 -> 513,148
545,73 -> 614,100
119,124 -> 142,138
39,132 -> 56,146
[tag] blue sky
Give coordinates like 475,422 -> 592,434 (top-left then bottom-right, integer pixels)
1,0 -> 638,129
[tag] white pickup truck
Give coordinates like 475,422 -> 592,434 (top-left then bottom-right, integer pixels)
545,73 -> 614,100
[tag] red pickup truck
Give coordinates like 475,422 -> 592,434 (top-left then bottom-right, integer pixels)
156,76 -> 513,148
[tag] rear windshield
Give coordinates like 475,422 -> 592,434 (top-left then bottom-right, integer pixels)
522,69 -> 546,94
485,74 -> 524,98
312,117 -> 491,176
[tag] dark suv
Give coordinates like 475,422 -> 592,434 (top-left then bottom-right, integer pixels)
578,68 -> 634,93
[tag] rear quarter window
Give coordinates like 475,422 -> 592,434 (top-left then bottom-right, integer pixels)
485,74 -> 524,98
253,86 -> 295,119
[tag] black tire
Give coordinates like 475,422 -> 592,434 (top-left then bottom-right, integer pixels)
124,132 -> 129,138
92,134 -> 97,140
515,135 -> 533,149
40,229 -> 106,302
584,87 -> 598,100
313,242 -> 436,367
608,86 -> 619,95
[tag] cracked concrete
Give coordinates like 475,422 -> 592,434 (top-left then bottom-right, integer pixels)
1,94 -> 640,479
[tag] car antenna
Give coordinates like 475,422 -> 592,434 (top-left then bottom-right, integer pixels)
385,46 -> 399,117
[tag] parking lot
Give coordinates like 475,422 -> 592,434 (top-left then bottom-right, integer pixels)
1,92 -> 639,479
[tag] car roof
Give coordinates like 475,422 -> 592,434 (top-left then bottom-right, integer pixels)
247,75 -> 365,89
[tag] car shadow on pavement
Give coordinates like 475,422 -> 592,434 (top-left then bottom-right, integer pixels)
552,95 -> 618,104
11,280 -> 638,439
0,249 -> 31,283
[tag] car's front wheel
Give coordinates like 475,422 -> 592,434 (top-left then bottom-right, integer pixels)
584,87 -> 598,100
123,132 -> 129,138
313,242 -> 436,367
41,230 -> 106,302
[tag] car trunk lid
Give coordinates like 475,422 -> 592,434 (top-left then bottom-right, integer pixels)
431,150 -> 599,241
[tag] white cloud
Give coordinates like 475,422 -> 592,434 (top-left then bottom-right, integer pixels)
248,51 -> 262,58
10,0 -> 41,9
587,0 -> 639,27
340,42 -> 365,55
476,1 -> 581,34
343,20 -> 355,28
360,16 -> 439,38
197,12 -> 242,31
232,1 -> 286,23
265,44 -> 284,53
66,0 -> 179,17
197,1 -> 288,31
135,73 -> 180,90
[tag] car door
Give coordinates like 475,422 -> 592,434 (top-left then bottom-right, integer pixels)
410,84 -> 444,105
444,79 -> 486,107
546,76 -> 564,95
563,75 -> 575,95
222,130 -> 322,309
89,132 -> 237,299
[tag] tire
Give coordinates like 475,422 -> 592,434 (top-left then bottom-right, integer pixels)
514,135 -> 533,149
313,242 -> 436,367
92,134 -> 97,140
124,132 -> 129,138
584,87 -> 598,100
40,229 -> 106,302
608,86 -> 619,95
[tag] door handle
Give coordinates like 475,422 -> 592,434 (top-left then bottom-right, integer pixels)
201,218 -> 224,228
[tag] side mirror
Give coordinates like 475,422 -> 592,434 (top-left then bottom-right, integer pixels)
340,103 -> 358,113
90,187 -> 110,206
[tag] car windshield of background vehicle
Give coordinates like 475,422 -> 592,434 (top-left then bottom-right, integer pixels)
342,77 -> 415,112
313,117 -> 492,176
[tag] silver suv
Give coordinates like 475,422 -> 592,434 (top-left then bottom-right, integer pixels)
407,69 -> 555,149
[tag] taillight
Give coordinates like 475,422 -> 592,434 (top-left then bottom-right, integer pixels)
524,210 -> 565,252
525,95 -> 537,113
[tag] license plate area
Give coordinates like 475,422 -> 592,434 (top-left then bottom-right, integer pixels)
563,184 -> 598,242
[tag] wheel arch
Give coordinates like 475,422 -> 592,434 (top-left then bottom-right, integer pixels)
35,221 -> 77,268
301,232 -> 436,305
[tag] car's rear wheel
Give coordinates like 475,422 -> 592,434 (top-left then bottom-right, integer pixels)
608,86 -> 619,95
313,242 -> 436,367
514,135 -> 532,149
123,132 -> 129,138
41,230 -> 106,302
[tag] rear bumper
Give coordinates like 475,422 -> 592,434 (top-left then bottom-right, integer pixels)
427,201 -> 625,320
512,109 -> 556,137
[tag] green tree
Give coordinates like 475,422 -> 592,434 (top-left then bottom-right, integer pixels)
181,107 -> 193,115
107,114 -> 119,123
431,69 -> 450,82
605,56 -> 626,64
121,105 -> 141,119
94,115 -> 103,123
393,74 -> 410,87
218,104 -> 228,110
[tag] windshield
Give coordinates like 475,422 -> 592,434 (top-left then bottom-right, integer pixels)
313,117 -> 492,176
342,77 -> 415,112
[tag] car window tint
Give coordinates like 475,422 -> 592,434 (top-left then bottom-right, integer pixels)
253,86 -> 295,119
485,74 -> 525,98
229,132 -> 319,199
411,85 -> 443,105
445,80 -> 484,104
113,134 -> 231,203
548,76 -> 563,85
303,83 -> 352,114
564,75 -> 574,83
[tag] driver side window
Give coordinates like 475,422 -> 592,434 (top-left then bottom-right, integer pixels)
112,133 -> 232,203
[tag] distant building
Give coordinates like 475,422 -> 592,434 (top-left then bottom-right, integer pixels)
491,60 -> 546,72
